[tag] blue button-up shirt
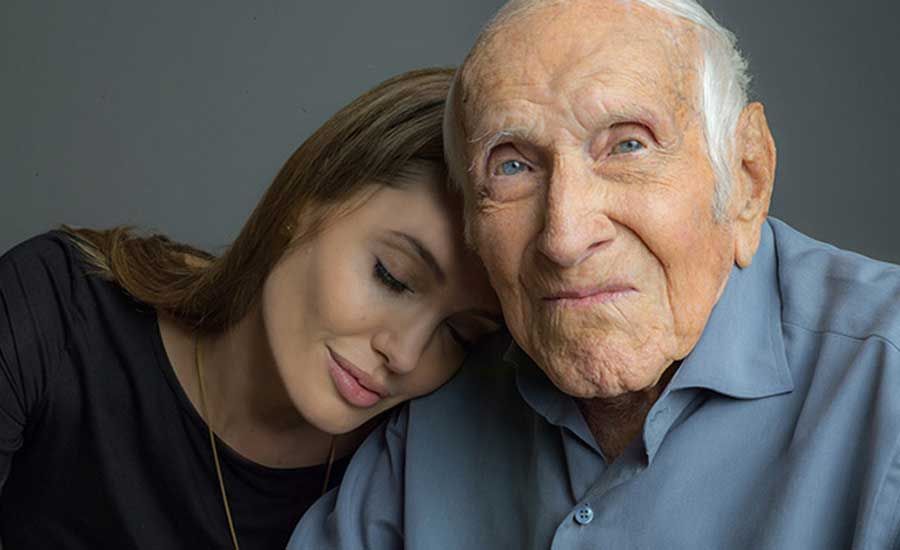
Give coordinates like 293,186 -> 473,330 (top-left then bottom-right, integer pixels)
290,219 -> 900,549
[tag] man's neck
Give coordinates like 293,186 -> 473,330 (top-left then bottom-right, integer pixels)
577,363 -> 679,462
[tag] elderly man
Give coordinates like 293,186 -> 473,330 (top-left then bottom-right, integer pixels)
290,0 -> 900,548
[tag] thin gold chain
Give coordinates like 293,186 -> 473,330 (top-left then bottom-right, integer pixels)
194,336 -> 338,550
195,336 -> 241,550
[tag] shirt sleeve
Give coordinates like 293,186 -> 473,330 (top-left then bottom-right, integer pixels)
850,338 -> 900,549
287,406 -> 409,550
0,235 -> 72,492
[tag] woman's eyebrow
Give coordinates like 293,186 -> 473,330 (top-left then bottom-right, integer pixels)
389,231 -> 446,283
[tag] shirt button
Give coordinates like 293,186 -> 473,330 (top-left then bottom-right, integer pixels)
574,505 -> 594,525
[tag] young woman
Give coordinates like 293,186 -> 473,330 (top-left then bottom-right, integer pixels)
0,68 -> 500,549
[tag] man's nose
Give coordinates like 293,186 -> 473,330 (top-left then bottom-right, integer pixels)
371,320 -> 432,375
535,158 -> 616,267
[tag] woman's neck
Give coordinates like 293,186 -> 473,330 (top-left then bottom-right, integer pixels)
158,307 -> 365,469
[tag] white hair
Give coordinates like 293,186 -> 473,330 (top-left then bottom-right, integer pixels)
447,0 -> 750,218
637,0 -> 750,216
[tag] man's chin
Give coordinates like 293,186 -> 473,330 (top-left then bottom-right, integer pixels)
524,330 -> 676,398
539,362 -> 634,400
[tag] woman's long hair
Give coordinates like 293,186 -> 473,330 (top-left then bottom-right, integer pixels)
65,67 -> 455,334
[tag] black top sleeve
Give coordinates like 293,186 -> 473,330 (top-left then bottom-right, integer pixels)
0,234 -> 75,491
0,234 -> 348,549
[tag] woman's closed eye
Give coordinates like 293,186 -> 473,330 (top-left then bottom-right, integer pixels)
374,259 -> 412,294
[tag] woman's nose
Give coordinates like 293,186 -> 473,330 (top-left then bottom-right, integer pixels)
371,321 -> 433,375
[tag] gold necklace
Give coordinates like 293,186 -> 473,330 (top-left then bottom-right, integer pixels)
194,336 -> 337,550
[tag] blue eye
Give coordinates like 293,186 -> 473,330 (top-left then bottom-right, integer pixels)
497,159 -> 528,176
612,139 -> 645,155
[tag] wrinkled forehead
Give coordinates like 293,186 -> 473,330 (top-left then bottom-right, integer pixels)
457,0 -> 702,143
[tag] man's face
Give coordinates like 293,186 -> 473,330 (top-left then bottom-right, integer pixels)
460,1 -> 748,398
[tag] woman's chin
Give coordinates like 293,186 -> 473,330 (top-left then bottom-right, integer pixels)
302,400 -> 372,436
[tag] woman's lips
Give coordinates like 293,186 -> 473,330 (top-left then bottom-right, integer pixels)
326,347 -> 385,409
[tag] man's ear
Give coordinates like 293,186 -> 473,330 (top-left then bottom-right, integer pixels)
731,102 -> 776,268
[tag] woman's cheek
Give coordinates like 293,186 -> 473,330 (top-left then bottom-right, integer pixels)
325,256 -> 379,324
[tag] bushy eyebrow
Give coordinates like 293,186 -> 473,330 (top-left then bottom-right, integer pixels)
467,127 -> 535,175
467,99 -> 676,171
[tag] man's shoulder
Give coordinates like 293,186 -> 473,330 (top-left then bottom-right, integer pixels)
449,330 -> 520,392
771,218 -> 900,350
418,330 -> 521,403
769,220 -> 900,542
408,330 -> 534,429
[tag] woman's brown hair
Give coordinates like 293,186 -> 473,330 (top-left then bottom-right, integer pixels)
64,67 -> 455,334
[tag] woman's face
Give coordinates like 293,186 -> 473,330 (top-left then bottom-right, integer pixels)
261,169 -> 502,434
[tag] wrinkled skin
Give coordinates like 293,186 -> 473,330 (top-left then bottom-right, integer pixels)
454,0 -> 776,406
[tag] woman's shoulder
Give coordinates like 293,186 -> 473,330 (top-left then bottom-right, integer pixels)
0,230 -> 161,412
0,232 -> 92,422
1,230 -> 86,307
2,230 -> 79,266
0,230 -> 140,341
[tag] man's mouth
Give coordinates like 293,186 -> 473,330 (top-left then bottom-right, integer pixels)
542,284 -> 637,306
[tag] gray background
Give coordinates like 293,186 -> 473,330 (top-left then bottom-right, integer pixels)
1,0 -> 898,262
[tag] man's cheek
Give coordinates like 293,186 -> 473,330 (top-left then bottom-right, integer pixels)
474,229 -> 519,279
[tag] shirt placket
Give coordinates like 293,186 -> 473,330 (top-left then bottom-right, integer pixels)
550,388 -> 704,549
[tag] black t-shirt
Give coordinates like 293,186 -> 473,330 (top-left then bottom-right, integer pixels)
0,232 -> 348,549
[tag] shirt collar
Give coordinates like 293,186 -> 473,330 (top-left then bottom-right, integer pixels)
507,219 -> 793,447
506,342 -> 602,454
665,220 -> 793,399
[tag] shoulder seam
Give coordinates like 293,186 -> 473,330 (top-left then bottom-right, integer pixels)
782,320 -> 900,355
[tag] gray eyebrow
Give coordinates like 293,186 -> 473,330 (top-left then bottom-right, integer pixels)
466,127 -> 532,175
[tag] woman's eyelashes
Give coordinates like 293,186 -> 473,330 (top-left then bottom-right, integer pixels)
374,259 -> 412,294
373,260 -> 475,353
